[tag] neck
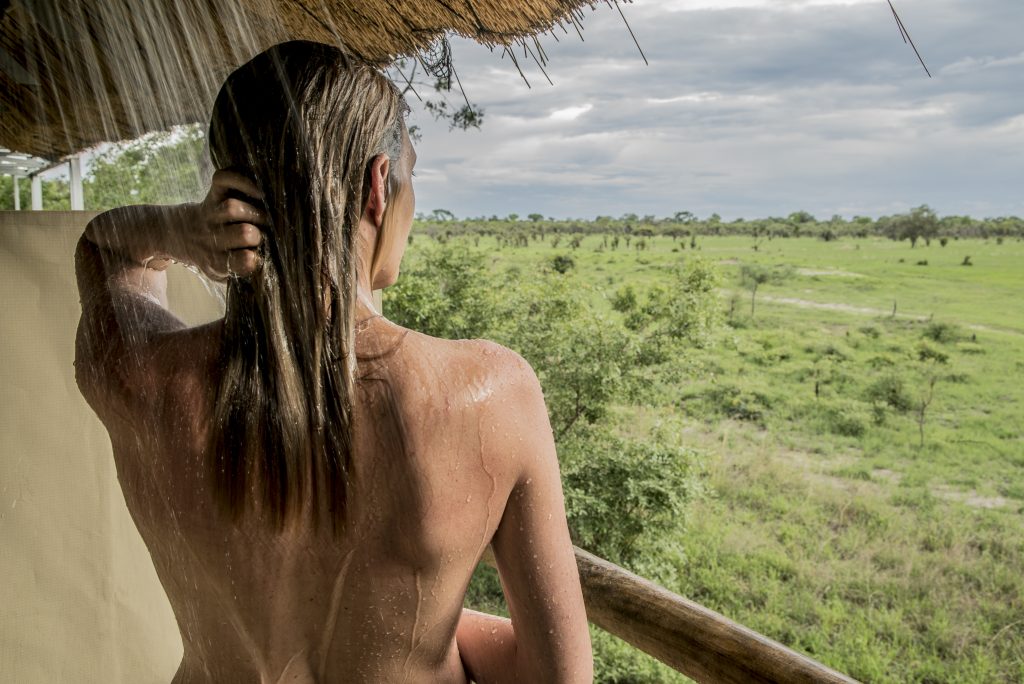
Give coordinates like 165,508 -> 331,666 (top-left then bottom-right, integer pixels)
355,282 -> 380,322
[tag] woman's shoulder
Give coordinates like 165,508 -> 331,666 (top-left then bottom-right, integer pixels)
403,329 -> 534,382
375,322 -> 539,401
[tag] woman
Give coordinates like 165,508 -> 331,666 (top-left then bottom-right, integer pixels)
74,41 -> 591,683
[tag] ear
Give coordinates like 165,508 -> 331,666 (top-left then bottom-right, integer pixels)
363,153 -> 391,229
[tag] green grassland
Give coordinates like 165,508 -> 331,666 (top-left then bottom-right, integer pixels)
419,234 -> 1023,683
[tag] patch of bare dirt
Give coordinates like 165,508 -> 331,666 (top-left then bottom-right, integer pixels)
931,485 -> 1011,510
796,268 -> 865,278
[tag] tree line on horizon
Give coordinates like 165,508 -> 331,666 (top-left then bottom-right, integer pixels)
415,205 -> 1024,245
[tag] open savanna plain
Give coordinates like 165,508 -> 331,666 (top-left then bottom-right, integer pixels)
399,233 -> 1024,683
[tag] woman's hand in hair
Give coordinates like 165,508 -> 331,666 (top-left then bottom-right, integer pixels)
193,169 -> 268,281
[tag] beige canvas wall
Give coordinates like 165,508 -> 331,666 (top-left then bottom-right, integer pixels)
0,211 -> 223,683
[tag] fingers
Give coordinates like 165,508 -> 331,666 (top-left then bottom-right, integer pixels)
201,169 -> 267,281
226,248 -> 261,278
212,169 -> 264,200
217,197 -> 269,228
212,221 -> 263,251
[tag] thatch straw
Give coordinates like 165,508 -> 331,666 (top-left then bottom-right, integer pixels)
0,0 -> 617,160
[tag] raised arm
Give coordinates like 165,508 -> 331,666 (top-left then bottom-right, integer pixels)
457,348 -> 593,683
74,171 -> 265,407
77,171 -> 266,315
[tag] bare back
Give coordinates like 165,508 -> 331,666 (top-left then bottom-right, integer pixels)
90,316 -> 522,683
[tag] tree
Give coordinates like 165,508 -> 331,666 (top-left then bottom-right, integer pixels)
387,51 -> 484,140
0,175 -> 71,210
84,125 -> 206,210
788,210 -> 815,224
739,263 -> 793,318
614,258 -> 721,364
890,205 -> 938,248
527,213 -> 544,222
429,208 -> 456,222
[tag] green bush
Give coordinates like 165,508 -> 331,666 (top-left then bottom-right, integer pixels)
916,341 -> 950,364
820,402 -> 869,437
865,374 -> 914,412
922,321 -> 963,344
611,285 -> 638,313
560,425 -> 705,577
386,242 -> 496,339
551,253 -> 576,273
699,383 -> 772,425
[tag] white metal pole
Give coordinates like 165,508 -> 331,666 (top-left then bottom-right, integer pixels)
69,156 -> 84,210
13,176 -> 20,210
31,174 -> 42,210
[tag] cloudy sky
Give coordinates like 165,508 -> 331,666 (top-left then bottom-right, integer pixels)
405,0 -> 1024,221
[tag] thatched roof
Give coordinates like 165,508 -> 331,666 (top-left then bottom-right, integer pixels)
0,0 -> 607,161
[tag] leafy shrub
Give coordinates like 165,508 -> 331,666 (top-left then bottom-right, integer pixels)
817,401 -> 869,437
794,399 -> 870,437
551,254 -> 575,273
611,285 -> 638,313
865,374 -> 913,412
916,341 -> 950,364
386,242 -> 495,340
560,425 -> 705,575
699,383 -> 772,425
867,354 -> 898,369
805,342 -> 850,361
922,322 -> 962,344
619,257 -> 723,352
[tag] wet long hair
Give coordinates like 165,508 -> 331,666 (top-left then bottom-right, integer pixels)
208,41 -> 405,533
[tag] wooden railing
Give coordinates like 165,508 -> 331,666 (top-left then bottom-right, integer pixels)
482,546 -> 858,684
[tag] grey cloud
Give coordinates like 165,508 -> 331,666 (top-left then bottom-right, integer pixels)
408,0 -> 1024,220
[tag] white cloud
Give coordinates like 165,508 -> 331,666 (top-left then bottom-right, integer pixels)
548,104 -> 594,121
646,92 -> 776,106
941,51 -> 1024,76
